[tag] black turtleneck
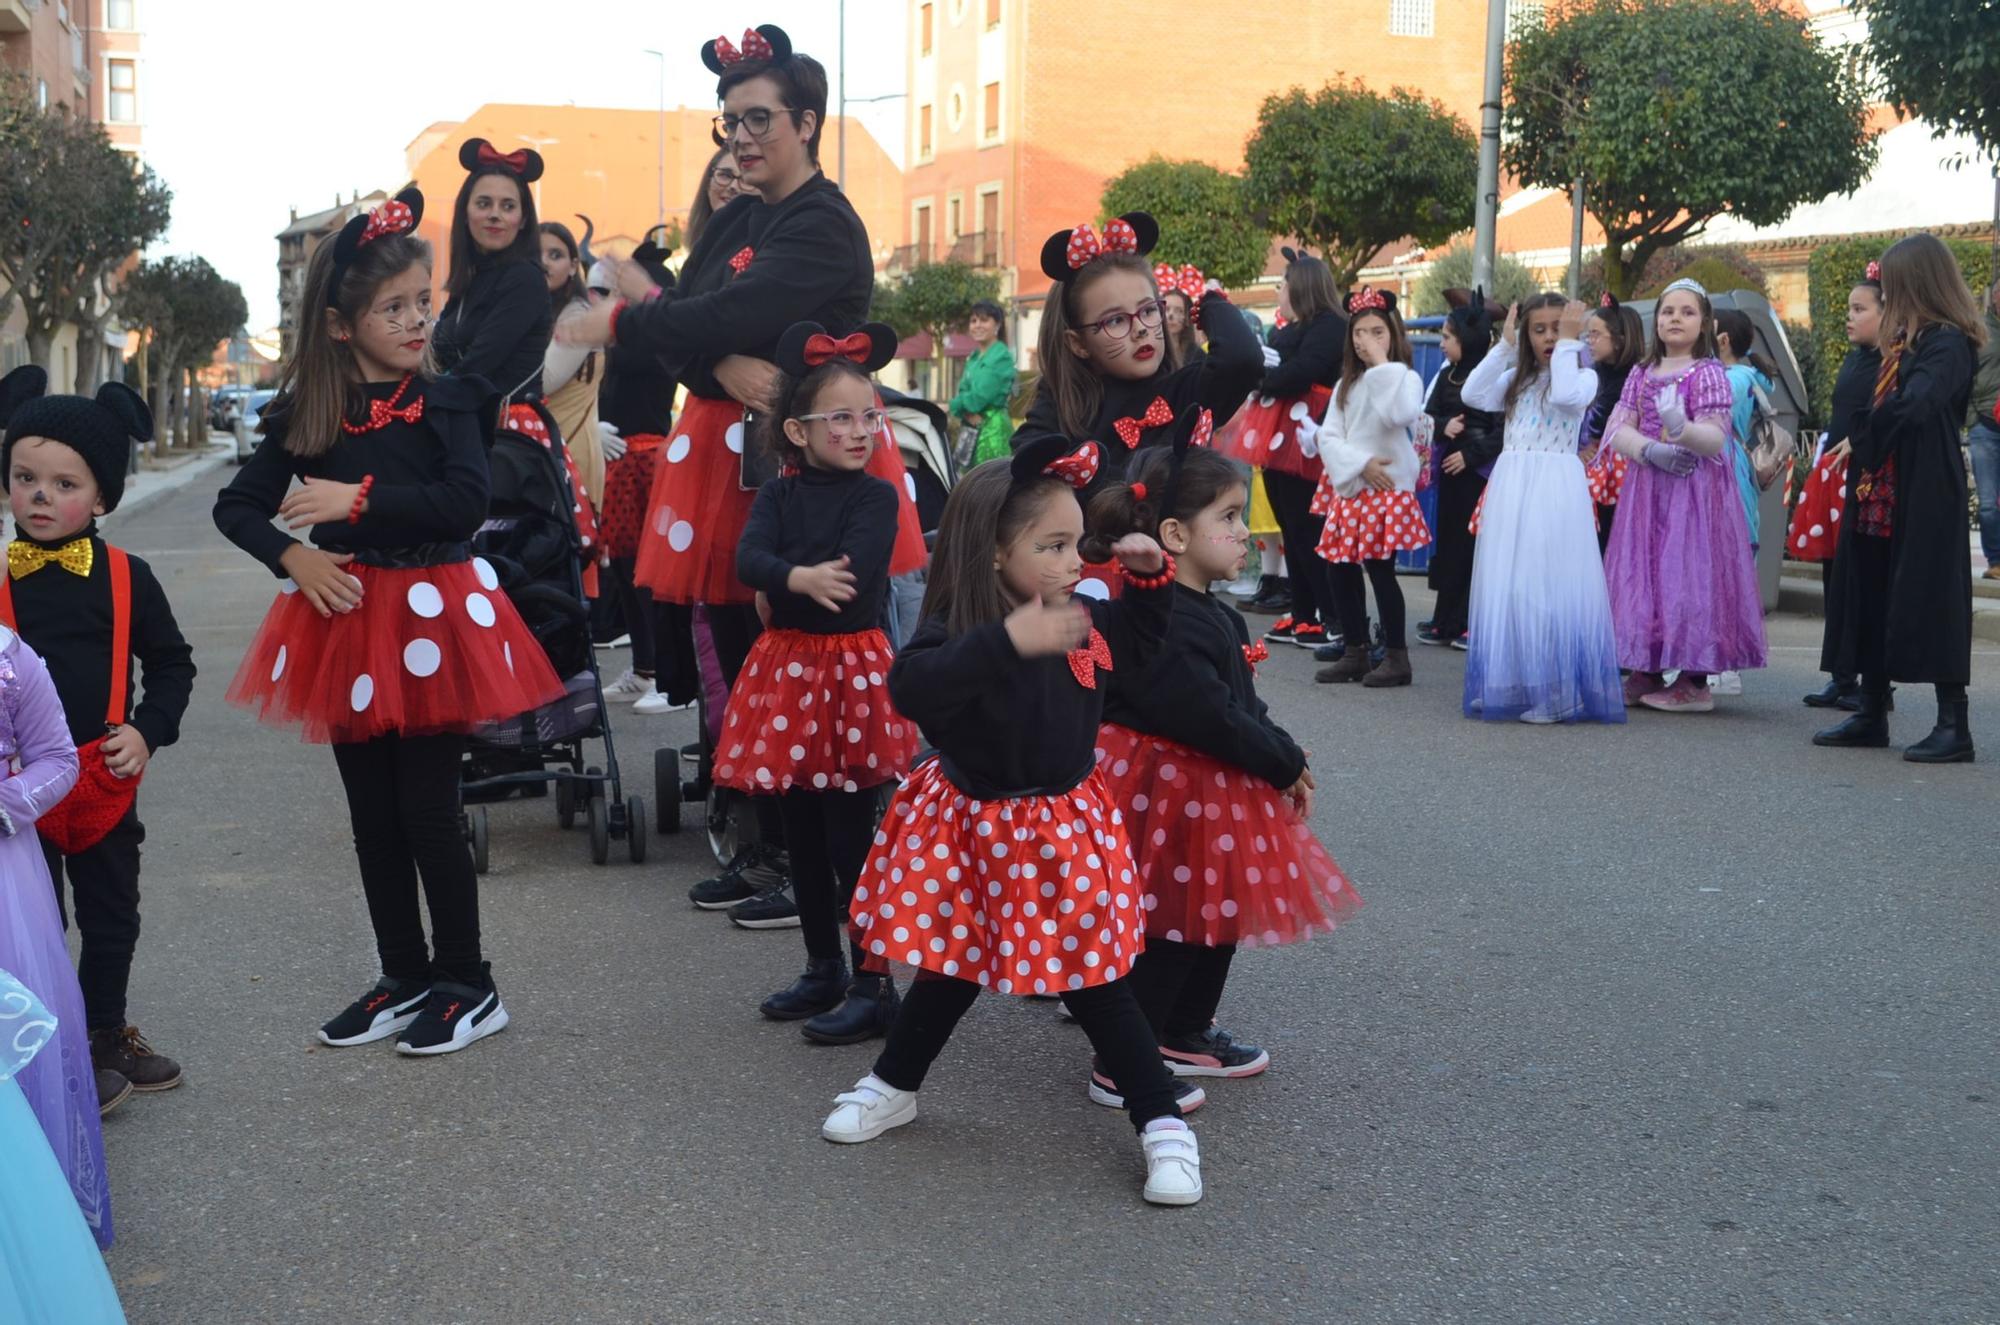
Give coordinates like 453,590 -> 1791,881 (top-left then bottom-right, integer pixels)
1427,354 -> 1504,468
433,255 -> 553,399
735,463 -> 900,634
6,521 -> 194,752
1257,310 -> 1346,398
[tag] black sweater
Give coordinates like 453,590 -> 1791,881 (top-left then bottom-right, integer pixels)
614,176 -> 874,402
7,524 -> 195,752
889,578 -> 1174,800
1426,357 -> 1504,469
1828,345 -> 1883,449
1256,310 -> 1346,398
213,376 -> 491,574
735,466 -> 900,634
1103,583 -> 1304,790
1022,290 -> 1262,482
597,345 -> 681,437
433,257 -> 553,400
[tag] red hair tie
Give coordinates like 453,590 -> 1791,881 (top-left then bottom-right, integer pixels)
1865,260 -> 1882,282
1130,482 -> 1148,501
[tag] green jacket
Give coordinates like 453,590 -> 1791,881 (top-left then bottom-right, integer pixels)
1972,305 -> 2000,427
949,341 -> 1017,421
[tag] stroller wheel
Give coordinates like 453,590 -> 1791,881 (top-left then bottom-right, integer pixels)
707,785 -> 745,868
555,778 -> 577,830
626,797 -> 648,864
654,748 -> 682,835
468,806 -> 489,875
587,795 -> 611,865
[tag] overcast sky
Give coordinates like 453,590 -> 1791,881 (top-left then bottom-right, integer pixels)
146,1 -> 908,332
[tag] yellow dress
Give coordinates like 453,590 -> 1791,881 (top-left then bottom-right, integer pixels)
1248,469 -> 1280,537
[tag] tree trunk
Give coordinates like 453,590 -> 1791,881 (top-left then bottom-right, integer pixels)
75,309 -> 110,392
25,331 -> 56,386
1602,244 -> 1629,300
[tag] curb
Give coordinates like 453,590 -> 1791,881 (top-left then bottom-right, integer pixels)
1779,570 -> 2000,644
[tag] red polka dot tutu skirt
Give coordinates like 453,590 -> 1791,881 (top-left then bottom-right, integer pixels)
1095,724 -> 1360,948
1786,451 -> 1846,563
713,627 -> 916,794
1586,450 -> 1629,507
850,761 -> 1146,995
226,557 -> 565,745
597,434 -> 665,559
1315,487 -> 1432,564
632,395 -> 760,606
1073,558 -> 1123,603
1309,467 -> 1334,517
1222,386 -> 1330,481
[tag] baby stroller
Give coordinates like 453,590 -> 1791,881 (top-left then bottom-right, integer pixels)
461,399 -> 645,869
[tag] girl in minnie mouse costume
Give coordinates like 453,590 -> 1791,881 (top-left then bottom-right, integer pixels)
214,190 -> 564,1056
823,435 -> 1204,1207
1021,211 -> 1262,599
1087,406 -> 1360,1097
714,321 -> 919,1043
1312,288 -> 1428,688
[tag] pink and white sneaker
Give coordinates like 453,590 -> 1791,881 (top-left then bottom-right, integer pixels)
1640,677 -> 1715,713
1622,672 -> 1661,706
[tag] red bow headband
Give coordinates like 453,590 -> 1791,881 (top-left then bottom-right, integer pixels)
1187,408 -> 1214,448
775,320 -> 898,378
1041,212 -> 1157,284
358,199 -> 416,248
712,28 -> 774,65
458,138 -> 544,184
328,188 -> 425,308
803,331 -> 874,367
1010,431 -> 1102,490
1349,287 -> 1388,312
1043,441 -> 1101,489
1153,262 -> 1205,303
702,24 -> 794,75
1865,260 -> 1882,282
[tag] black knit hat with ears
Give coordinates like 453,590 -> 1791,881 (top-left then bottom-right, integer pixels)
0,365 -> 154,514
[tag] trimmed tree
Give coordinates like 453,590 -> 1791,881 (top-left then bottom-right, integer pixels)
1505,0 -> 1876,298
121,257 -> 248,448
1243,80 -> 1477,287
1412,242 -> 1541,316
871,259 -> 1001,398
1100,157 -> 1271,290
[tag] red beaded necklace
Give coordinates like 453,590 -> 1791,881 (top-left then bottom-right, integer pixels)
341,373 -> 425,435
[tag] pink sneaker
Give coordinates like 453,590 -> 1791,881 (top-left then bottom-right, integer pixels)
1640,677 -> 1715,713
1621,672 -> 1660,706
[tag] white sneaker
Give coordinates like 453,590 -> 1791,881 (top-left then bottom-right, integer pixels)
1709,671 -> 1744,696
605,634 -> 632,649
632,685 -> 693,715
1140,1120 -> 1203,1206
603,668 -> 649,701
821,1074 -> 916,1143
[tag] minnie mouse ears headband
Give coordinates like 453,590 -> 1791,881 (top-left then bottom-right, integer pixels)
328,188 -> 424,307
458,138 -> 544,185
775,321 -> 899,378
702,24 -> 794,75
1153,262 -> 1205,302
1344,287 -> 1398,317
1010,431 -> 1103,490
1040,212 -> 1159,284
1599,290 -> 1621,309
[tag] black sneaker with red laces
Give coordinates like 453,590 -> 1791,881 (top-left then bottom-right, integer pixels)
396,965 -> 509,1057
319,977 -> 430,1047
1292,621 -> 1328,649
1262,615 -> 1298,645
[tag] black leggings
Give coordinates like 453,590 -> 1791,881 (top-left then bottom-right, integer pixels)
873,974 -> 1184,1130
1329,558 -> 1405,650
330,732 -> 481,985
706,602 -> 784,847
1124,939 -> 1236,1042
778,787 -> 875,969
605,557 -> 657,675
1264,471 -> 1332,628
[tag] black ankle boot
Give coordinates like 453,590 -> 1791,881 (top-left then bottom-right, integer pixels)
800,973 -> 901,1045
1812,691 -> 1889,748
1903,698 -> 1975,764
760,956 -> 848,1021
1804,676 -> 1857,709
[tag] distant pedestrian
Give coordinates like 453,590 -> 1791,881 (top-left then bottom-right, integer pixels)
947,298 -> 1016,465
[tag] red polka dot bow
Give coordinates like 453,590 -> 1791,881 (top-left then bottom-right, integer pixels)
475,142 -> 532,175
1067,628 -> 1114,690
1188,407 -> 1214,448
1042,441 -> 1101,488
1241,640 -> 1269,672
728,246 -> 756,275
1112,396 -> 1173,449
1065,218 -> 1140,271
712,28 -> 776,66
803,331 -> 872,367
1153,262 -> 1205,302
358,200 -> 416,248
1349,287 -> 1388,312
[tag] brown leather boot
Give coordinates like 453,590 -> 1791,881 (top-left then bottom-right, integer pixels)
1362,647 -> 1413,688
1314,647 -> 1371,684
95,1068 -> 132,1117
90,1024 -> 183,1092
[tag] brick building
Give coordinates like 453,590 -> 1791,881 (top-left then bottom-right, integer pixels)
275,191 -> 389,361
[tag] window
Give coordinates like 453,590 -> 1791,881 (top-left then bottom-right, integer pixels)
919,3 -> 933,55
35,80 -> 49,112
982,82 -> 1000,140
985,0 -> 1001,27
107,0 -> 137,28
1388,0 -> 1434,37
914,204 -> 933,261
918,104 -> 933,159
107,59 -> 136,122
978,187 -> 1001,266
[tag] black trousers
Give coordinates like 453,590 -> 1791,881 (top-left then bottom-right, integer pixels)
706,602 -> 784,847
1330,558 -> 1406,650
778,787 -> 874,969
330,732 -> 482,985
1847,533 -> 1966,706
872,973 -> 1184,1130
1428,468 -> 1485,639
1124,939 -> 1236,1042
605,557 -> 656,674
1264,471 -> 1333,628
44,807 -> 145,1032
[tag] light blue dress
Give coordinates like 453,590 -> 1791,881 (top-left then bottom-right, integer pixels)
0,968 -> 128,1323
1724,362 -> 1773,548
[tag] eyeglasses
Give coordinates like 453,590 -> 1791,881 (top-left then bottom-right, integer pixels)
712,107 -> 796,143
797,408 -> 888,437
1079,299 -> 1166,341
711,166 -> 743,186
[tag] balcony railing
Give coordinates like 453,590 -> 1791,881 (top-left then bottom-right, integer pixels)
885,231 -> 1005,274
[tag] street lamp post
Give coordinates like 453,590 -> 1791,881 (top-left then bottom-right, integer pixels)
1471,0 -> 1508,293
644,49 -> 666,229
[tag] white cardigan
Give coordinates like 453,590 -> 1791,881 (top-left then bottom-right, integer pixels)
1318,362 -> 1425,500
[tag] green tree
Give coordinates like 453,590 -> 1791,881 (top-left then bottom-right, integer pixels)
1412,242 -> 1541,316
1100,156 -> 1270,289
870,260 -> 1000,399
1243,80 -> 1477,287
0,73 -> 172,386
121,257 -> 248,448
1506,0 -> 1876,298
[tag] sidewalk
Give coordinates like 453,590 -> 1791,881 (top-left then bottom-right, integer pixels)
101,433 -> 235,528
1779,531 -> 2000,643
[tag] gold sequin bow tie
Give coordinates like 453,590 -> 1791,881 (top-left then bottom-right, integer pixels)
7,537 -> 94,580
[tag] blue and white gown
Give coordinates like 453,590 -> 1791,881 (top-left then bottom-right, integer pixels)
1458,339 -> 1625,724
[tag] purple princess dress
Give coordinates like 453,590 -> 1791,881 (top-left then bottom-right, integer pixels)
1600,360 -> 1769,675
0,624 -> 112,1247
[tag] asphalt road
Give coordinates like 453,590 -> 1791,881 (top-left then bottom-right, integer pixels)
89,477 -> 1996,1325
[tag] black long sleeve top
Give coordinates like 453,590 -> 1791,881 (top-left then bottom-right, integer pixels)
433,257 -> 553,400
213,376 -> 492,574
613,176 -> 873,403
1022,290 -> 1262,482
6,524 -> 195,752
1828,345 -> 1883,449
1426,358 -> 1504,469
596,345 -> 682,437
1102,583 -> 1304,790
1853,327 -> 1972,474
888,577 -> 1174,799
1256,310 -> 1346,398
735,466 -> 900,634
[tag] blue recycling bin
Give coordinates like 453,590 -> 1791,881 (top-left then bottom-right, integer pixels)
1394,335 -> 1448,576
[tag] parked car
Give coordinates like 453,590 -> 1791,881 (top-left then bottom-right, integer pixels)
232,389 -> 278,463
209,386 -> 250,432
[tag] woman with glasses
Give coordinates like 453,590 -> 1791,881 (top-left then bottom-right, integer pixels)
688,147 -> 750,249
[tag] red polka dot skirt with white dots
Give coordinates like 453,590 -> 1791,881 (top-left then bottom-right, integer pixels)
712,627 -> 917,794
1784,451 -> 1846,563
1586,450 -> 1629,507
849,761 -> 1146,996
1096,724 -> 1361,948
225,557 -> 565,745
1219,386 -> 1330,482
1315,488 -> 1433,564
1072,558 -> 1123,604
597,434 -> 666,559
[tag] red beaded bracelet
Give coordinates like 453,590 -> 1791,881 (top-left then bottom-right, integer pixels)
1119,552 -> 1176,591
347,475 -> 374,525
607,297 -> 630,344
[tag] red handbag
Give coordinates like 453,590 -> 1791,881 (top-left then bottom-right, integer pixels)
0,546 -> 143,854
